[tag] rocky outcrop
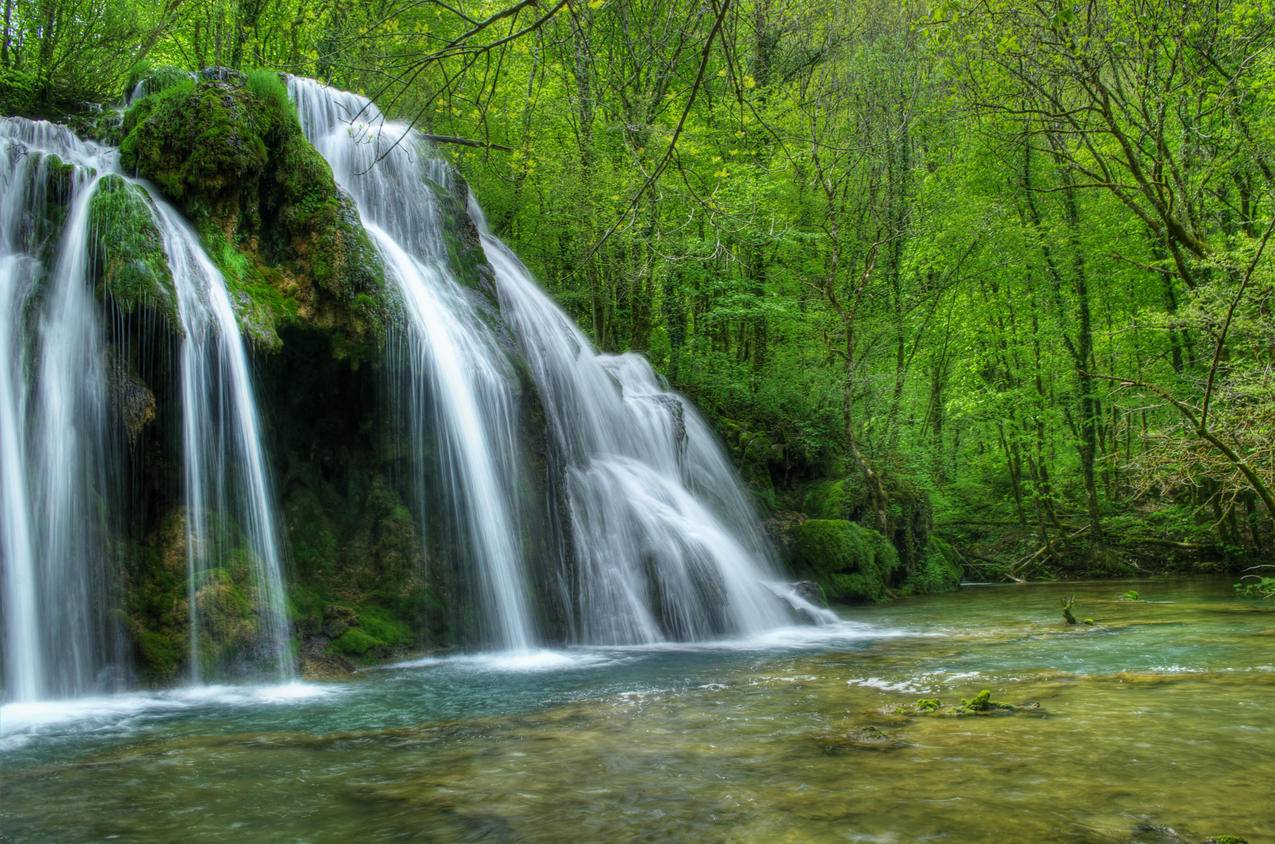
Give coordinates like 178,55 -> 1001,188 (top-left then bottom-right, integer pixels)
119,68 -> 386,356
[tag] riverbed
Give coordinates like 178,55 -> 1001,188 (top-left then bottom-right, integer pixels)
2,578 -> 1272,842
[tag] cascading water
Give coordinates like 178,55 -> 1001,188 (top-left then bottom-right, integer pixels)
144,197 -> 294,683
290,77 -> 535,650
0,116 -> 293,700
288,78 -> 809,647
478,225 -> 801,643
0,119 -> 121,700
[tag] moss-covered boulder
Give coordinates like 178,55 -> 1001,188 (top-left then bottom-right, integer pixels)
88,175 -> 177,321
800,464 -> 960,597
192,566 -> 260,670
790,518 -> 900,602
124,509 -> 191,684
425,166 -> 491,292
119,69 -> 386,356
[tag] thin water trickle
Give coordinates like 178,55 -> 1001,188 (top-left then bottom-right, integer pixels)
144,195 -> 294,683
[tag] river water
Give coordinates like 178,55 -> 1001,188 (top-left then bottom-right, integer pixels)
2,578 -> 1271,842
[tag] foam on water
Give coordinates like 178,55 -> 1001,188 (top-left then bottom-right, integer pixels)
0,682 -> 332,751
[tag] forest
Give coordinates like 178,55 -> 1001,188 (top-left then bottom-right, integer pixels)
1,1 -> 1273,841
9,0 -> 1271,586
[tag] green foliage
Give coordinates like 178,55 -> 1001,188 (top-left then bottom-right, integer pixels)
1234,577 -> 1275,599
901,537 -> 963,595
0,67 -> 38,115
1062,596 -> 1078,625
243,69 -> 297,126
1121,590 -> 1141,602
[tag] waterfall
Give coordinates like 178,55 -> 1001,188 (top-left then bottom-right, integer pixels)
478,225 -> 798,643
0,117 -> 292,700
0,119 -> 120,700
288,78 -> 803,647
143,197 -> 294,683
290,78 -> 536,650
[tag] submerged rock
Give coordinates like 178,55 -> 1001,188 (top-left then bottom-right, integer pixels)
817,725 -> 910,753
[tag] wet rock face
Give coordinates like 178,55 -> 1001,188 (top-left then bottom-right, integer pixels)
106,350 -> 157,447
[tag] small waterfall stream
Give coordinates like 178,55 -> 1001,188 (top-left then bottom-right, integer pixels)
0,120 -> 119,700
0,117 -> 293,701
478,222 -> 799,643
145,197 -> 293,683
290,78 -> 536,651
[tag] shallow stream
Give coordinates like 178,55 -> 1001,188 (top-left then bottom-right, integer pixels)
2,578 -> 1272,842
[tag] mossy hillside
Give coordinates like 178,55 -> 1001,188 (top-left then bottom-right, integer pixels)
790,518 -> 900,602
258,325 -> 447,670
87,175 -> 177,322
119,68 -> 387,357
900,536 -> 963,595
121,509 -> 189,684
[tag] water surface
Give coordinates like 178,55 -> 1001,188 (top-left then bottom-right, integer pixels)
2,578 -> 1272,842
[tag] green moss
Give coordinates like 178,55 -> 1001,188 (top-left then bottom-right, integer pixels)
329,627 -> 380,657
285,488 -> 339,577
801,477 -> 864,520
790,519 -> 900,603
244,69 -> 297,125
133,628 -> 183,683
124,63 -> 194,102
88,175 -> 177,321
119,70 -> 387,357
355,605 -> 413,649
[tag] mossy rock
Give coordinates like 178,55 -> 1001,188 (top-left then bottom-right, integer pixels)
789,518 -> 899,603
119,69 -> 387,356
88,175 -> 177,322
326,603 -> 414,662
424,168 -> 491,293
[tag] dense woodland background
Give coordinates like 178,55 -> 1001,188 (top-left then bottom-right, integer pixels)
3,0 -> 1274,583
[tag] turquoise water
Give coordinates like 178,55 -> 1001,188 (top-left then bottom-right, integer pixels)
2,578 -> 1272,842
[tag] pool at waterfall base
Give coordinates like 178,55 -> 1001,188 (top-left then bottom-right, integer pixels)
2,578 -> 1272,842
